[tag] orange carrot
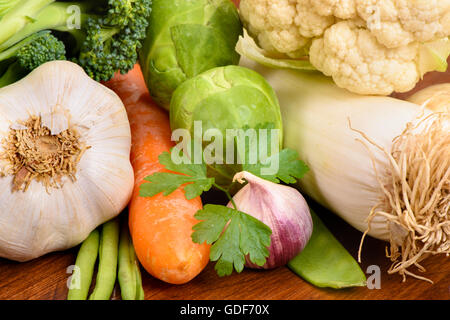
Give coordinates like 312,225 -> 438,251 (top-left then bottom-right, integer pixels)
105,65 -> 210,285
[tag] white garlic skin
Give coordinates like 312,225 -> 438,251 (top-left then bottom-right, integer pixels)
228,171 -> 313,269
0,61 -> 134,262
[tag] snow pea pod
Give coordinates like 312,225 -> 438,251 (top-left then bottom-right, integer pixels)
288,209 -> 367,289
67,230 -> 100,300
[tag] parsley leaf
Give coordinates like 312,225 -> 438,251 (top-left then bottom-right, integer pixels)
244,148 -> 309,184
192,204 -> 272,276
236,123 -> 309,183
140,147 -> 214,200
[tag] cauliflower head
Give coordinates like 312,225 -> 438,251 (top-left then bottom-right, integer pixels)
310,20 -> 420,95
239,0 -> 450,95
356,0 -> 450,48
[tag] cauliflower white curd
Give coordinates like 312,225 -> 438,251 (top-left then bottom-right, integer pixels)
239,0 -> 450,95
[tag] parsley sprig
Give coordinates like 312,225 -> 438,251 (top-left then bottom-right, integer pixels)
139,151 -> 214,200
192,205 -> 272,276
238,123 -> 309,184
140,125 -> 308,276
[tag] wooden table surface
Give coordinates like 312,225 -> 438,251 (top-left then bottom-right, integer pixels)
0,70 -> 449,301
0,204 -> 448,300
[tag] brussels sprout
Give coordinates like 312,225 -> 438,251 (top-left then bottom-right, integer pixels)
170,65 -> 283,190
139,0 -> 242,110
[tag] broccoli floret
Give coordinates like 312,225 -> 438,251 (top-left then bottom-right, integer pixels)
76,0 -> 152,81
17,31 -> 66,70
0,31 -> 66,88
0,0 -> 152,84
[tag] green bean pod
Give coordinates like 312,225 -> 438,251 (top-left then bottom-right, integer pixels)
89,218 -> 120,300
134,262 -> 145,300
67,230 -> 100,300
288,209 -> 367,289
118,220 -> 145,300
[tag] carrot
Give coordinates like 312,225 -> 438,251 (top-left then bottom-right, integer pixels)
104,65 -> 210,285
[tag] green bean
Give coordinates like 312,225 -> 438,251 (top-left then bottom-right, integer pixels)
287,209 -> 367,289
89,218 -> 120,300
134,261 -> 145,300
67,230 -> 100,300
118,220 -> 145,300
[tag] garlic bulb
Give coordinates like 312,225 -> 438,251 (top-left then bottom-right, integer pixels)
228,171 -> 313,269
0,61 -> 134,262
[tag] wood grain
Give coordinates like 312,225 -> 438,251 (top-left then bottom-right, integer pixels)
1,207 -> 448,300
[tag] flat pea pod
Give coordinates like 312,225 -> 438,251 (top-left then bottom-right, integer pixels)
118,220 -> 145,300
67,230 -> 100,300
288,209 -> 367,289
89,218 -> 120,300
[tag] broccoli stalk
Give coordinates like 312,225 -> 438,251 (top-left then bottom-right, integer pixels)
0,2 -> 96,52
0,62 -> 27,88
0,0 -> 22,19
0,0 -> 152,85
0,30 -> 66,88
0,0 -> 55,44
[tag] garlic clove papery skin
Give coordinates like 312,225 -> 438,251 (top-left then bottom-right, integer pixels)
0,61 -> 134,262
228,171 -> 313,269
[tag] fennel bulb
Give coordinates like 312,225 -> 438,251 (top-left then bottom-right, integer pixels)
240,58 -> 449,282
